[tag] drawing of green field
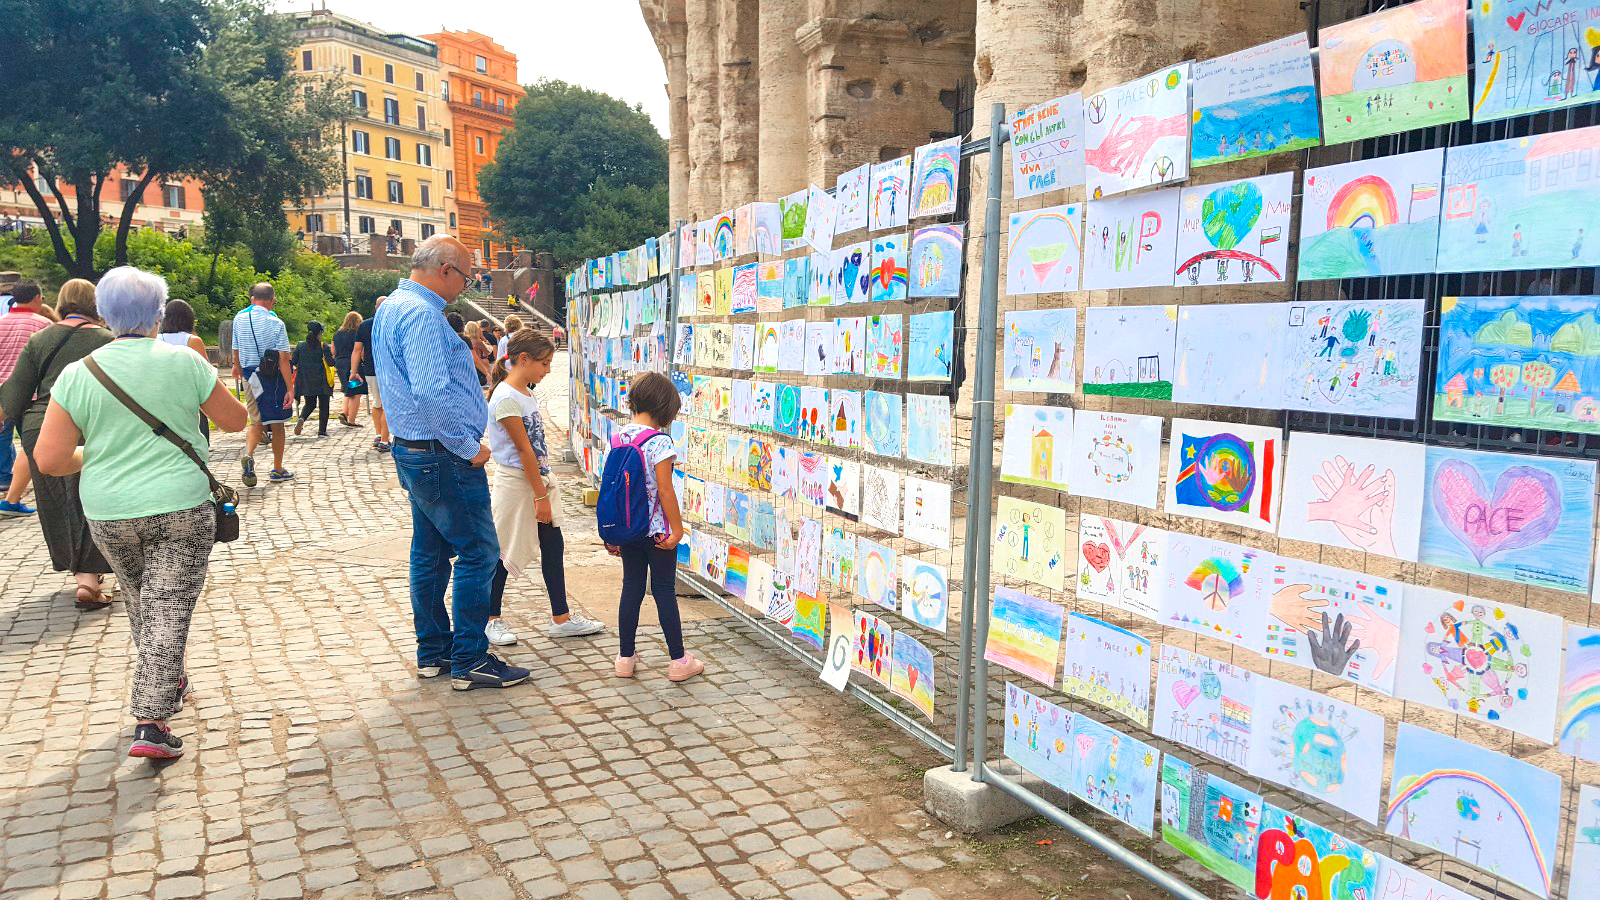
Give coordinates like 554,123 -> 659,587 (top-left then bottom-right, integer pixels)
1082,380 -> 1174,400
1322,75 -> 1467,145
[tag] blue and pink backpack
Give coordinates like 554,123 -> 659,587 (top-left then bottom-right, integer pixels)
596,428 -> 664,545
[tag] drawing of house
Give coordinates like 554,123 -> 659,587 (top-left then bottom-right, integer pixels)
1444,373 -> 1468,407
1556,371 -> 1583,412
1032,429 -> 1055,482
1525,131 -> 1600,196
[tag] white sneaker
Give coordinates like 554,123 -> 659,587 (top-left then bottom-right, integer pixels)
485,619 -> 518,646
548,614 -> 606,638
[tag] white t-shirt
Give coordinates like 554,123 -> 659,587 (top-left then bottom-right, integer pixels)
486,382 -> 544,472
615,423 -> 676,538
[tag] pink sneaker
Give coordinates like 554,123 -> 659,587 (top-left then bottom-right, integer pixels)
667,654 -> 705,683
614,655 -> 637,678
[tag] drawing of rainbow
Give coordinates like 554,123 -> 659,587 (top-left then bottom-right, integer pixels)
1325,174 -> 1399,231
1183,557 -> 1245,599
1560,627 -> 1600,761
1385,770 -> 1550,894
714,213 -> 735,260
725,548 -> 749,600
913,143 -> 958,216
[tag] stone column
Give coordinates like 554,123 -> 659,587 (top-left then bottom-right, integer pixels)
757,0 -> 809,199
684,0 -> 722,220
718,0 -> 761,208
641,0 -> 690,222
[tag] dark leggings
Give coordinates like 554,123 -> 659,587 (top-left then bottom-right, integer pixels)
618,539 -> 683,660
489,523 -> 569,618
297,395 -> 329,434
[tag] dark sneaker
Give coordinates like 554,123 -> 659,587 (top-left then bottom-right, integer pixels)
451,654 -> 529,691
165,675 -> 193,718
374,440 -> 392,453
269,469 -> 295,482
241,455 -> 257,488
293,417 -> 305,436
129,723 -> 184,760
417,660 -> 449,679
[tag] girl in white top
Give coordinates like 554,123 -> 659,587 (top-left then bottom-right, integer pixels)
159,299 -> 218,442
484,329 -> 604,646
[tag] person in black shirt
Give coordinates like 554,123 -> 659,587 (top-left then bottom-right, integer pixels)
333,311 -> 363,427
349,296 -> 391,451
292,321 -> 336,437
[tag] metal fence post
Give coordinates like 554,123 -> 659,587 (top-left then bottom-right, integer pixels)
667,219 -> 685,374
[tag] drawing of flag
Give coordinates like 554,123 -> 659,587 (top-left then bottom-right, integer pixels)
1259,226 -> 1281,246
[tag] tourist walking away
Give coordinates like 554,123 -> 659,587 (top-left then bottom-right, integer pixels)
373,235 -> 528,691
601,371 -> 702,682
0,279 -> 117,607
159,299 -> 216,441
231,284 -> 295,486
485,329 -> 603,646
36,266 -> 248,759
464,319 -> 492,385
0,280 -> 52,516
292,321 -> 335,437
333,311 -> 363,427
350,297 -> 390,451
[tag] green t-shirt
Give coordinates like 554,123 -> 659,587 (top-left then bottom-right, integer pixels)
53,339 -> 219,521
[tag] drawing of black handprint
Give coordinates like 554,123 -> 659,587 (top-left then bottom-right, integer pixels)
1305,612 -> 1361,676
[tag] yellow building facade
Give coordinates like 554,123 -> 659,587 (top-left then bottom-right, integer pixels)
289,9 -> 447,249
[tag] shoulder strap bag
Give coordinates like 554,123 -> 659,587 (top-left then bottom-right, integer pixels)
83,356 -> 239,543
5,321 -> 92,430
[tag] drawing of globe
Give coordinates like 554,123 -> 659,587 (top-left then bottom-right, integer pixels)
1352,39 -> 1416,89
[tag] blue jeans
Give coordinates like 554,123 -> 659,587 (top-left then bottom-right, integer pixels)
392,443 -> 498,676
0,420 -> 13,488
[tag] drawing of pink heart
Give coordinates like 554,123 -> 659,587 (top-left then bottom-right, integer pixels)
1170,680 -> 1200,710
1075,734 -> 1094,757
1506,11 -> 1526,31
1431,460 -> 1561,565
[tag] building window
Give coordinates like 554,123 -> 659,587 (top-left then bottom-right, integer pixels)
383,97 -> 399,124
421,223 -> 435,239
163,184 -> 186,209
445,170 -> 453,190
384,137 -> 401,160
305,214 -> 324,233
473,90 -> 482,107
388,179 -> 404,204
351,130 -> 369,154
302,50 -> 312,71
475,54 -> 487,74
354,174 -> 373,199
358,216 -> 375,234
416,144 -> 431,166
415,72 -> 424,92
384,63 -> 394,84
475,136 -> 484,155
351,54 -> 362,75
449,212 -> 457,228
390,219 -> 404,235
416,104 -> 426,130
120,177 -> 140,201
444,128 -> 451,147
351,89 -> 367,113
419,184 -> 430,208
442,82 -> 449,101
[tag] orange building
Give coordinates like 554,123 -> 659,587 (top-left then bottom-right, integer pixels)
422,30 -> 522,266
0,164 -> 206,235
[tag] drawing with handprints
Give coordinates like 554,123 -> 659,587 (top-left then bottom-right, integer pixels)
1173,172 -> 1292,286
1003,308 -> 1076,393
1277,298 -> 1425,417
1075,514 -> 1163,621
1163,418 -> 1281,534
870,155 -> 912,232
1081,304 -> 1176,400
1247,677 -> 1385,823
1317,0 -> 1468,145
1068,410 -> 1163,509
1161,532 -> 1269,648
1006,204 -> 1082,294
1062,612 -> 1151,726
1264,557 -> 1404,695
1298,149 -> 1444,280
1191,33 -> 1320,168
1068,712 -> 1160,836
1154,646 -> 1256,767
856,537 -> 897,612
1083,190 -> 1180,290
900,556 -> 947,634
1278,431 -> 1425,562
908,224 -> 965,298
1084,62 -> 1192,198
994,496 -> 1067,592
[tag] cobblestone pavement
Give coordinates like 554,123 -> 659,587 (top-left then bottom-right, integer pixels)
0,358 -> 1164,900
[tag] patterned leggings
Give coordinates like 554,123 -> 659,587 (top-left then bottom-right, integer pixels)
86,503 -> 214,721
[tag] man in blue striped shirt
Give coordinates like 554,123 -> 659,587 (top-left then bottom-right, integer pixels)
373,235 -> 529,691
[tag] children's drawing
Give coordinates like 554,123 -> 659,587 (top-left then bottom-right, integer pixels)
900,556 -> 947,634
856,537 -> 897,611
1068,411 -> 1163,510
907,311 -> 955,382
782,256 -> 809,308
908,224 -> 965,298
1279,432 -> 1426,562
1081,304 -> 1176,399
1385,722 -> 1561,898
1560,625 -> 1600,762
865,314 -> 902,380
704,481 -> 726,528
1154,646 -> 1256,767
1062,612 -> 1151,726
830,239 -> 871,306
1174,172 -> 1292,286
903,476 -> 952,550
1264,558 -> 1404,695
677,274 -> 697,318
1247,677 -> 1385,823
870,155 -> 911,232
1374,854 -> 1477,900
1298,149 -> 1444,280
1162,532 -> 1269,648
1163,418 -> 1281,534
860,465 -> 899,535
1006,203 -> 1082,294
1191,34 -> 1320,168
987,586 -> 1065,687
725,546 -> 749,600
1003,308 -> 1076,393
853,610 -> 893,688
773,384 -> 801,439
1075,515 -> 1163,621
891,632 -> 935,719
795,517 -> 823,598
802,184 -> 836,256
820,606 -> 852,690
832,316 -> 865,376
1278,299 -> 1425,417
696,269 -> 715,314
910,137 -> 960,219
1256,803 -> 1379,900
730,379 -> 754,427
752,201 -> 781,257
750,499 -> 776,550
1433,294 -> 1600,435
791,594 -> 825,651
754,322 -> 780,374
673,325 -> 694,366
1004,682 -> 1075,791
994,496 -> 1067,592
731,324 -> 755,372
712,210 -> 736,261
829,389 -> 860,450
1395,587 -> 1565,742
1474,0 -> 1600,123
734,205 -> 754,258
780,189 -> 809,253
826,457 -> 860,519
1068,712 -> 1160,835
834,162 -> 871,234
1420,446 -> 1596,593
756,261 -> 783,312
1173,301 -> 1286,408
1159,755 -> 1262,893
747,437 -> 773,490
773,446 -> 800,500
1449,132 -> 1600,272
863,390 -> 902,458
1009,92 -> 1085,198
807,251 -> 834,306
1000,403 -> 1072,491
677,224 -> 695,271
869,232 -> 909,304
1082,189 -> 1181,290
822,525 -> 857,594
803,322 -> 833,378
777,320 -> 805,373
1084,62 -> 1192,198
904,393 -> 952,466
1573,784 -> 1600,890
1317,0 -> 1468,145
798,447 -> 828,507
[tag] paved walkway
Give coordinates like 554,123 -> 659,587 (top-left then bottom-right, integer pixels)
0,359 -> 1164,900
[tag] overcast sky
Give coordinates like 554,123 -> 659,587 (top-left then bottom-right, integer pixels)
278,1 -> 670,133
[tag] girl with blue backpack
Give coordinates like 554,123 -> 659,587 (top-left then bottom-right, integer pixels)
599,371 -> 703,682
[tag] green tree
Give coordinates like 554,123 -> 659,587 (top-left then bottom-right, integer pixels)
478,79 -> 667,265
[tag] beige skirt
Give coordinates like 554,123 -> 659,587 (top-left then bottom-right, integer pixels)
491,466 -> 564,577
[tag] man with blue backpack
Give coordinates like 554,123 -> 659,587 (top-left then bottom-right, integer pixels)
597,371 -> 703,683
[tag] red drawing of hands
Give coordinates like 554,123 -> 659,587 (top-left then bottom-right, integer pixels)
1085,114 -> 1187,178
1306,456 -> 1398,557
1341,601 -> 1399,682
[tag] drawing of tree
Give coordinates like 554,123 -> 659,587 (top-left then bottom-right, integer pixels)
1489,364 -> 1520,415
1523,361 -> 1556,415
1475,310 -> 1534,347
1551,314 -> 1600,356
